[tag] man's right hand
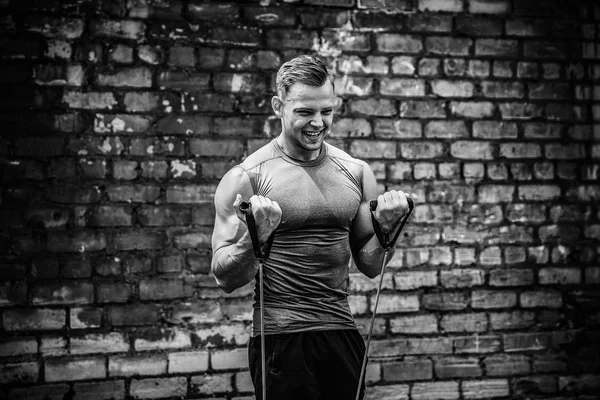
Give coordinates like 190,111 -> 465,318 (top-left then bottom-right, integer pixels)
233,194 -> 282,244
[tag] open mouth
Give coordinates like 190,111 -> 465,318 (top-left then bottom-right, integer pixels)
302,129 -> 324,138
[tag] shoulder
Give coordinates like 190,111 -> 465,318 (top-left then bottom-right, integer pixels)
240,139 -> 280,171
325,141 -> 368,171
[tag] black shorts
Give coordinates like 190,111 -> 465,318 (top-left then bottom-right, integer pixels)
248,329 -> 366,400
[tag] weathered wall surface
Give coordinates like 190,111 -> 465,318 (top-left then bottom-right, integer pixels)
0,0 -> 599,399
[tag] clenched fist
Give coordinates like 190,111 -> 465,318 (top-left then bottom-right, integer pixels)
234,194 -> 282,244
373,190 -> 410,232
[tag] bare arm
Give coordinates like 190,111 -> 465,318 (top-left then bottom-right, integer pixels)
210,167 -> 281,293
350,162 -> 409,278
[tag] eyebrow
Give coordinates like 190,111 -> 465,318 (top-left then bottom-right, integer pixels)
293,106 -> 333,112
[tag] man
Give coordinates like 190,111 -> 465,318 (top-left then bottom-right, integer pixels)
211,55 -> 410,399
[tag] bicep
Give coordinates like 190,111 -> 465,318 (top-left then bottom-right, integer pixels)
211,167 -> 254,254
349,161 -> 380,251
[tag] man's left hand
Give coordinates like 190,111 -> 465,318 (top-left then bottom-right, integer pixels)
373,190 -> 411,232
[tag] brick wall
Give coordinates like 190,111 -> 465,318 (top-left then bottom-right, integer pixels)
0,0 -> 599,399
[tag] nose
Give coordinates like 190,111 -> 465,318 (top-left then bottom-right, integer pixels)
310,114 -> 324,128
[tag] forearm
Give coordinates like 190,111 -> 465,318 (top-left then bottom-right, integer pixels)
211,233 -> 259,293
355,234 -> 396,279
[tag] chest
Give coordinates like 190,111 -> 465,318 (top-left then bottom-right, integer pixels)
256,161 -> 362,231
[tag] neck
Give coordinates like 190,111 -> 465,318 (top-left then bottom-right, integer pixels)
276,135 -> 322,162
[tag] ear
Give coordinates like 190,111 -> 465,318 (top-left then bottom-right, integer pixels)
271,95 -> 283,117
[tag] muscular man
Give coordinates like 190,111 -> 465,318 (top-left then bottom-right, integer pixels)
211,55 -> 410,399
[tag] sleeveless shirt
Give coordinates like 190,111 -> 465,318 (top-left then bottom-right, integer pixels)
237,138 -> 365,335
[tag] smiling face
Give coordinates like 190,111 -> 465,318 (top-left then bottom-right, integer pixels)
272,81 -> 336,162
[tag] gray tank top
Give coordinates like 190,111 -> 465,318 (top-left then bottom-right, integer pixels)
238,139 -> 365,335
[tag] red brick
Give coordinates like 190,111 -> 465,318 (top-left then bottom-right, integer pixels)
383,358 -> 432,382
440,269 -> 484,288
475,39 -> 518,56
471,289 -> 517,309
94,114 -> 154,134
349,140 -> 396,158
130,377 -> 187,399
499,142 -> 541,159
426,36 -> 471,55
441,313 -> 487,333
114,230 -> 166,251
400,100 -> 446,118
191,373 -> 234,395
349,98 -> 396,116
504,332 -> 551,352
377,33 -> 423,53
481,81 -> 524,98
370,293 -> 419,314
245,6 -> 297,26
25,15 -> 85,39
172,229 -> 212,249
431,80 -> 474,97
378,338 -> 452,357
400,141 -> 444,159
108,304 -> 160,326
139,278 -> 192,300
32,282 -> 93,305
425,121 -> 468,138
72,380 -> 125,400
106,184 -> 161,203
451,101 -> 494,118
0,281 -> 27,306
489,311 -> 535,330
124,92 -> 159,112
442,58 -> 466,79
331,118 -> 372,137
0,337 -> 37,357
413,205 -> 453,224
186,2 -> 240,20
70,307 -> 102,329
157,71 -> 209,91
3,308 -> 66,331
524,40 -> 568,59
45,357 -> 106,382
322,29 -> 371,52
7,384 -> 69,400
96,282 -> 132,303
267,29 -> 318,49
451,141 -> 493,160
521,290 -> 562,308
109,355 -> 167,377
47,231 -> 107,253
62,91 -> 117,110
168,350 -> 209,373
484,354 -> 530,376
456,16 -> 503,36
88,205 -> 133,227
374,119 -> 422,139
412,381 -> 459,400
418,0 -> 462,12
454,335 -> 501,354
518,184 -> 561,201
534,354 -> 567,373
406,13 -> 452,32
435,357 -> 482,378
423,292 -> 469,311
166,184 -> 215,204
141,161 -> 168,179
390,314 -> 438,334
90,19 -> 145,40
0,361 -> 39,383
539,267 -> 581,285
462,379 -> 509,399
70,332 -> 129,355
134,327 -> 192,351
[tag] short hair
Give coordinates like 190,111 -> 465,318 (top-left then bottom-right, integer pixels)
275,55 -> 335,100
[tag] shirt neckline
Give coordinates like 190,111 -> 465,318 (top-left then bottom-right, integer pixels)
271,138 -> 327,167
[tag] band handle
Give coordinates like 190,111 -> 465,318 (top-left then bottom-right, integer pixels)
369,197 -> 414,251
239,201 -> 276,262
